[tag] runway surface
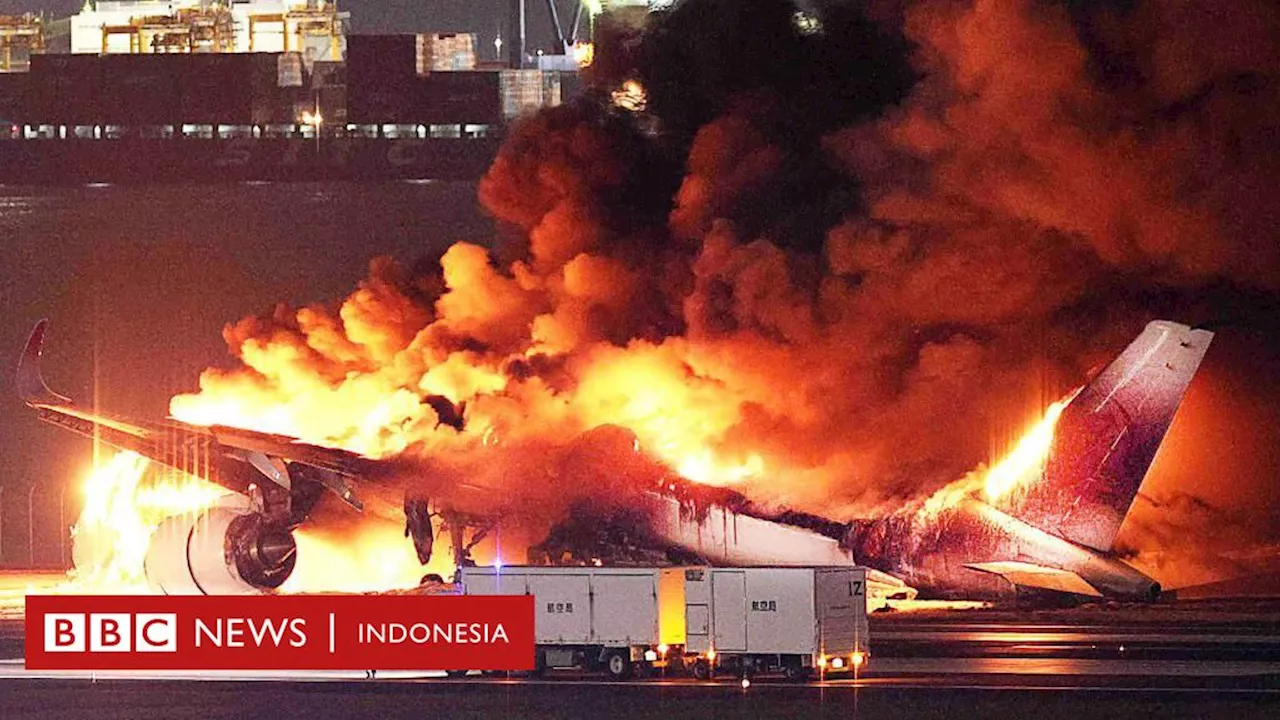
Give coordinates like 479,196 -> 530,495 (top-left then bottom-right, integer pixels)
0,672 -> 1277,720
1,580 -> 1277,718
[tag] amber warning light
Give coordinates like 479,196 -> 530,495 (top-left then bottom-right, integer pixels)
24,594 -> 535,671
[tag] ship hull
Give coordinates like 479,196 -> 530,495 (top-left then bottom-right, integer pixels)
0,137 -> 501,184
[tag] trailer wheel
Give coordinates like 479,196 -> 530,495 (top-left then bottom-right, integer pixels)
692,659 -> 713,680
605,650 -> 633,679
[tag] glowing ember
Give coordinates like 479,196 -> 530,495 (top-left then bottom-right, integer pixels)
611,80 -> 647,112
572,42 -> 595,68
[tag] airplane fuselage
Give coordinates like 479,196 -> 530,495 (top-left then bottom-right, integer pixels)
845,497 -> 1160,601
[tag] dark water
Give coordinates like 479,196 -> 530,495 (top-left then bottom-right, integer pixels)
0,181 -> 491,565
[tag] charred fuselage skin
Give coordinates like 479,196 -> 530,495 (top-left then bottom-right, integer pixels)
845,497 -> 1160,601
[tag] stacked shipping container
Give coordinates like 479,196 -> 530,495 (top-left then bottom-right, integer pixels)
345,34 -> 563,125
499,69 -> 561,120
416,33 -> 476,73
0,35 -> 574,129
18,52 -> 308,125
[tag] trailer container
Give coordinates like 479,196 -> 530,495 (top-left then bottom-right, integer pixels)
683,566 -> 869,680
460,565 -> 687,678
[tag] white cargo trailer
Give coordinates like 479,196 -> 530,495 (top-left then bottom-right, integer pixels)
683,566 -> 869,679
460,565 -> 687,678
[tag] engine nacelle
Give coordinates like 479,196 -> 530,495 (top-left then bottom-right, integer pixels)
144,497 -> 297,595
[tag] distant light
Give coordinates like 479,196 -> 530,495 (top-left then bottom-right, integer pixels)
740,678 -> 750,689
611,80 -> 648,112
644,650 -> 658,662
831,657 -> 845,669
792,11 -> 822,35
572,42 -> 594,68
707,649 -> 717,661
817,655 -> 827,668
494,558 -> 504,570
657,644 -> 669,655
852,651 -> 866,667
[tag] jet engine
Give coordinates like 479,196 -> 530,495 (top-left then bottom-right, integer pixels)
143,497 -> 297,595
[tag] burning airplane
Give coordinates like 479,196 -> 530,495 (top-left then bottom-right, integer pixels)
18,317 -> 1210,601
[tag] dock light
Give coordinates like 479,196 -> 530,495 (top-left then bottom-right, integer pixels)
301,106 -> 323,152
831,657 -> 845,669
644,650 -> 658,662
817,656 -> 828,668
301,110 -> 323,127
852,652 -> 866,667
657,644 -> 669,655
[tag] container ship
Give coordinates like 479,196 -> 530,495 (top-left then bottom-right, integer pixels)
0,1 -> 591,184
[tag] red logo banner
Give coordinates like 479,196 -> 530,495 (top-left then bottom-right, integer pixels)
25,594 -> 535,671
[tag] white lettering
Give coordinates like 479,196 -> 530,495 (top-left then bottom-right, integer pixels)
224,618 -> 246,647
356,622 -> 511,645
194,618 -> 306,648
194,618 -> 219,648
289,618 -> 308,648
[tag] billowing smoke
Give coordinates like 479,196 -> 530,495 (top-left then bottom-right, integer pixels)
171,0 -> 1280,585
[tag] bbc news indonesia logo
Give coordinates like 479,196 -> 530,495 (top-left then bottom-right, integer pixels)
26,595 -> 534,671
45,613 -> 177,653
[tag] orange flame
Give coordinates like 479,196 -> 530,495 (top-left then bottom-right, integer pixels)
981,389 -> 1079,502
67,451 -> 225,593
920,389 -> 1079,517
64,450 -> 459,595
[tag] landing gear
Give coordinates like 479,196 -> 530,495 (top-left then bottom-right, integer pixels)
402,499 -> 500,582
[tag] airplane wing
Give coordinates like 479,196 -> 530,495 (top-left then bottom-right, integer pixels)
16,320 -> 364,511
964,561 -> 1103,597
866,568 -> 919,601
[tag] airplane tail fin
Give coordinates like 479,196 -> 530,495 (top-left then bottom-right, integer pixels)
1002,320 -> 1213,553
16,319 -> 73,407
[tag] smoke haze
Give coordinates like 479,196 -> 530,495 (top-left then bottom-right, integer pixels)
171,0 -> 1280,587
